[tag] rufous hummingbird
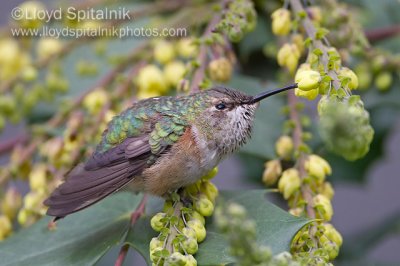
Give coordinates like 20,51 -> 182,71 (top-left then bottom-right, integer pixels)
44,84 -> 297,220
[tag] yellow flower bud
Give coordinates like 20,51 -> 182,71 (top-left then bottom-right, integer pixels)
208,57 -> 233,82
355,64 -> 372,90
309,155 -> 332,175
321,182 -> 335,200
313,194 -> 333,221
285,55 -> 299,74
150,212 -> 166,232
150,246 -> 164,263
291,34 -> 304,54
182,237 -> 198,254
323,223 -> 343,246
177,38 -> 197,58
21,65 -> 38,82
201,167 -> 218,180
136,65 -> 168,94
307,6 -> 322,23
185,254 -> 197,266
305,159 -> 325,181
262,159 -> 282,186
16,1 -> 46,29
289,207 -> 303,217
149,237 -> 163,251
324,242 -> 339,260
278,168 -> 301,199
295,70 -> 321,91
339,67 -> 359,90
271,8 -> 292,36
29,164 -> 47,191
154,41 -> 175,64
275,135 -> 294,160
1,188 -> 22,220
0,39 -> 31,81
83,89 -> 108,114
375,71 -> 392,91
200,181 -> 219,203
17,208 -> 29,226
37,38 -> 63,60
194,194 -> 214,217
182,227 -> 197,240
23,191 -> 45,210
294,87 -> 318,100
187,219 -> 206,242
163,61 -> 186,87
167,252 -> 188,265
190,211 -> 205,226
0,215 -> 12,240
277,44 -> 300,73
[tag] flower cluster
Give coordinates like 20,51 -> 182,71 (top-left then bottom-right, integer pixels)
149,167 -> 218,266
135,38 -> 197,99
214,0 -> 256,43
215,202 -> 300,266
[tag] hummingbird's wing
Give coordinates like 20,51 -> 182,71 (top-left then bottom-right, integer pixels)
44,135 -> 153,218
44,113 -> 187,219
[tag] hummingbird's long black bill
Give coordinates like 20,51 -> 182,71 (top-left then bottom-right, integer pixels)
243,83 -> 298,104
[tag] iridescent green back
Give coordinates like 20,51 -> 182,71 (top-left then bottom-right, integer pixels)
96,93 -> 209,154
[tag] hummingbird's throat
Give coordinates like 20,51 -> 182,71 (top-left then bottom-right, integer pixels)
243,83 -> 298,105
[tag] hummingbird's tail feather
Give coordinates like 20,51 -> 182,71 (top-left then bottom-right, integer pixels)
44,136 -> 152,218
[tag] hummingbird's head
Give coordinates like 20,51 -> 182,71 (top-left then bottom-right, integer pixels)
192,84 -> 297,156
192,87 -> 260,156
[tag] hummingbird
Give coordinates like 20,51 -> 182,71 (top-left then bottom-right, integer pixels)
44,84 -> 297,220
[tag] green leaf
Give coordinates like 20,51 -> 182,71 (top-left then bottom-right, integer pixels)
228,75 -> 286,159
0,192 -> 142,266
126,190 -> 311,266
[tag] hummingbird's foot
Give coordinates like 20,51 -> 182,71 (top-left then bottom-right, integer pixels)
177,187 -> 193,207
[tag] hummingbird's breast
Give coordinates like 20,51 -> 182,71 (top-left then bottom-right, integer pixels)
141,126 -> 220,196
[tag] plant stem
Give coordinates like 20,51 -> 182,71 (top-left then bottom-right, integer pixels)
115,194 -> 148,266
166,201 -> 183,253
289,0 -> 341,90
287,91 -> 315,219
189,13 -> 222,92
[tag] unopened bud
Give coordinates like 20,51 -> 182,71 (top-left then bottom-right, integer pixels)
313,194 -> 333,221
278,168 -> 301,199
321,182 -> 335,200
295,70 -> 321,91
150,212 -> 166,232
271,8 -> 292,36
0,215 -> 12,240
294,87 -> 319,100
29,163 -> 47,192
208,57 -> 232,82
194,194 -> 214,217
187,219 -> 206,242
1,187 -> 22,220
262,159 -> 282,186
375,71 -> 392,91
154,40 -> 175,64
323,223 -> 343,246
201,167 -> 218,180
339,67 -> 359,90
275,136 -> 294,160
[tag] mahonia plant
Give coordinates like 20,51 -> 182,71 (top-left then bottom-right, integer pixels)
0,0 -> 394,266
215,201 -> 301,266
149,167 -> 218,266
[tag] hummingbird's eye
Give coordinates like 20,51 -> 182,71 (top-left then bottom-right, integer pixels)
215,103 -> 226,110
